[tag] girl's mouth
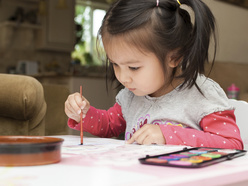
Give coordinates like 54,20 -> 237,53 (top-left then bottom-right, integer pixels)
128,88 -> 136,91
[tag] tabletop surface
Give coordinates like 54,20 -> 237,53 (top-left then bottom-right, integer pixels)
1,135 -> 248,186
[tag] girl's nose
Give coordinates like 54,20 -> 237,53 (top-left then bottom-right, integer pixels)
118,71 -> 132,85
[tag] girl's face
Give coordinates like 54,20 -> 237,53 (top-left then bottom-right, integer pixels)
105,38 -> 179,97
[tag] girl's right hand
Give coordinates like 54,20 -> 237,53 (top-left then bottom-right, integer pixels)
64,92 -> 90,123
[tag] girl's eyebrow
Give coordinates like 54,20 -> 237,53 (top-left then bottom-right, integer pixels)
107,56 -> 140,65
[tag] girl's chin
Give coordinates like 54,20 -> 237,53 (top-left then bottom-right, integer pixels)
132,91 -> 148,97
127,88 -> 153,97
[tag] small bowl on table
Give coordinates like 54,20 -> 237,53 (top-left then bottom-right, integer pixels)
0,136 -> 64,166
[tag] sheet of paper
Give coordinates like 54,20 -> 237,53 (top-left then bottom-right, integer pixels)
57,135 -> 188,166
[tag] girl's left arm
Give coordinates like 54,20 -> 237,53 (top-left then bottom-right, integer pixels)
159,110 -> 244,150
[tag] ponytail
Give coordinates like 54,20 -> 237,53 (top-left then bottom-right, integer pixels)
178,0 -> 217,89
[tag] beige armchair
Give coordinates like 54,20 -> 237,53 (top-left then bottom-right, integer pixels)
0,74 -> 46,135
0,74 -> 70,136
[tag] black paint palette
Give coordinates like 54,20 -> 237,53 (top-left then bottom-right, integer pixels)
139,147 -> 247,168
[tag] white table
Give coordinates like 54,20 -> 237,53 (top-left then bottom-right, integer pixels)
1,135 -> 248,186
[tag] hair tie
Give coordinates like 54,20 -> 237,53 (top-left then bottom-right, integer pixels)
156,0 -> 159,7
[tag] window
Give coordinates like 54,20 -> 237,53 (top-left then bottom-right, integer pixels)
72,1 -> 109,66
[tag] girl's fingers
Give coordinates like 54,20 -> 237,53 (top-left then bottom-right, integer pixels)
126,126 -> 147,144
126,124 -> 166,145
65,99 -> 80,122
142,136 -> 153,145
126,136 -> 135,144
65,92 -> 91,122
68,93 -> 81,114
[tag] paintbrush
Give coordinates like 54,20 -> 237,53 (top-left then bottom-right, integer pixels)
80,85 -> 83,145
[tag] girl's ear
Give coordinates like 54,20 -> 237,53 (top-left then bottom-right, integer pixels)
167,50 -> 182,68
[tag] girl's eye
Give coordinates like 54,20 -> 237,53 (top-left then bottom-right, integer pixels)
129,67 -> 140,71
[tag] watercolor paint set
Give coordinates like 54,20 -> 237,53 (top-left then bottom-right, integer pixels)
139,147 -> 247,168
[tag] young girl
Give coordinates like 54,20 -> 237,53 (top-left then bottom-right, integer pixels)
65,0 -> 243,150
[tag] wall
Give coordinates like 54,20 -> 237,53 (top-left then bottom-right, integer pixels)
0,0 -> 71,74
205,0 -> 248,63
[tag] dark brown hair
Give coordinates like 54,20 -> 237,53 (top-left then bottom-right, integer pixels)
97,0 -> 217,90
